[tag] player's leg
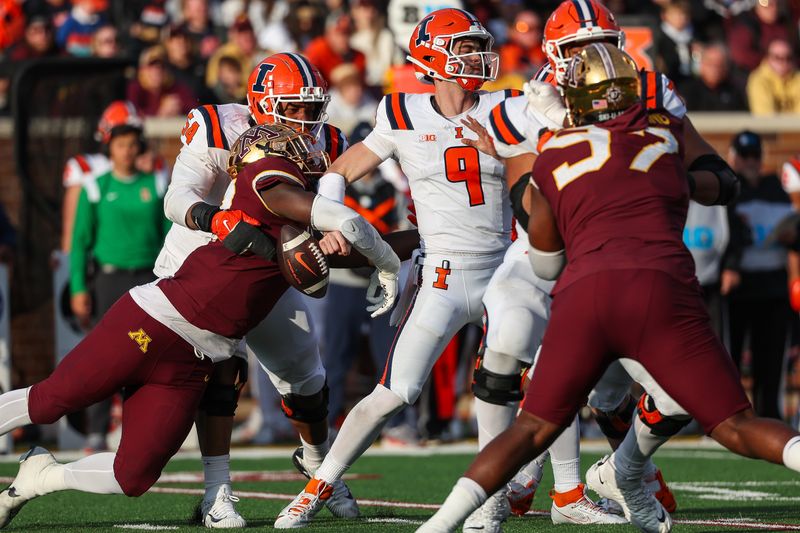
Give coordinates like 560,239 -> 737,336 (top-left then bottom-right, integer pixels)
588,362 -> 636,449
419,273 -> 614,532
275,265 -> 481,529
195,354 -> 247,528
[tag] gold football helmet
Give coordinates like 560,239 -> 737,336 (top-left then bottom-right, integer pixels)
228,123 -> 330,179
562,42 -> 640,126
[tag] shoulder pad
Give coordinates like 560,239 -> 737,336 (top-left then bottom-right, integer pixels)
489,98 -> 526,147
181,105 -> 231,152
382,93 -> 414,130
319,124 -> 349,162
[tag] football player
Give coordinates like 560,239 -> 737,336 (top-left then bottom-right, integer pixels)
418,43 -> 800,533
157,52 -> 355,528
0,124 -> 400,530
273,8 -> 518,529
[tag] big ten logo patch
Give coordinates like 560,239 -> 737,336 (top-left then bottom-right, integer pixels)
128,328 -> 152,353
433,260 -> 452,290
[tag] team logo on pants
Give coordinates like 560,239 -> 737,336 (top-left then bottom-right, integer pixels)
128,328 -> 152,353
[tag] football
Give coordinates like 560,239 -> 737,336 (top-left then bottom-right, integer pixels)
278,225 -> 329,299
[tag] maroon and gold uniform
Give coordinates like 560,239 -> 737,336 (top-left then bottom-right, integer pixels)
522,104 -> 751,434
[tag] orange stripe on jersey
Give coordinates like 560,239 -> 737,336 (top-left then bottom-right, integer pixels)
537,130 -> 555,153
490,105 -> 520,145
327,124 -> 340,161
645,71 -> 658,109
74,155 -> 91,173
202,105 -> 227,149
392,93 -> 410,130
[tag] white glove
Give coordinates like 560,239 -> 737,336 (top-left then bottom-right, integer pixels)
366,269 -> 399,318
523,79 -> 567,127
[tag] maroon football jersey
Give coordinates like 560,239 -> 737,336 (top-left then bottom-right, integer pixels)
158,156 -> 314,338
532,103 -> 697,294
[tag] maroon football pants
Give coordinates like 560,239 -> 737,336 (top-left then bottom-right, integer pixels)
522,269 -> 751,434
28,293 -> 212,496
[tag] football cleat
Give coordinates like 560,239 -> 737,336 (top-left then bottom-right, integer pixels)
0,447 -> 57,528
586,455 -> 672,533
274,478 -> 331,529
549,483 -> 628,525
463,489 -> 510,533
291,447 -> 359,518
200,484 -> 247,528
506,477 -> 538,516
596,497 -> 625,516
645,468 -> 677,513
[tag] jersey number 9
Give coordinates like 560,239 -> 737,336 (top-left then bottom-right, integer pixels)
445,146 -> 484,206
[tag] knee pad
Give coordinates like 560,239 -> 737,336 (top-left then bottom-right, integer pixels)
198,358 -> 248,417
280,383 -> 329,423
592,394 -> 636,440
637,393 -> 692,437
472,357 -> 527,406
490,308 -> 535,362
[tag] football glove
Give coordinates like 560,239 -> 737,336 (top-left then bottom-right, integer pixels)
366,269 -> 398,318
523,80 -> 566,127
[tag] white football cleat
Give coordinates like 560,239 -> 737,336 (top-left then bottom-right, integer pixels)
596,497 -> 625,516
274,478 -> 331,529
586,455 -> 672,533
291,447 -> 359,518
549,484 -> 628,525
463,489 -> 510,533
0,447 -> 57,528
200,484 -> 247,528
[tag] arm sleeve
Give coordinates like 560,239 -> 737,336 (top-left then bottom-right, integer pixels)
361,96 -> 397,162
69,189 -> 94,295
163,107 -> 227,226
660,73 -> 687,119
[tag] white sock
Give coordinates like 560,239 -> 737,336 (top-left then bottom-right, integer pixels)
614,416 -> 669,478
36,452 -> 123,496
782,436 -> 800,472
0,388 -> 31,435
300,435 -> 329,473
202,454 -> 231,498
425,477 -> 487,530
475,398 -> 517,450
550,415 -> 581,492
326,385 -> 405,471
314,456 -> 348,484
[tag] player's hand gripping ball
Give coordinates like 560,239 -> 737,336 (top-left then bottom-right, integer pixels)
279,225 -> 329,298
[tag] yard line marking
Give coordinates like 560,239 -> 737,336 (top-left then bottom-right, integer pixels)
155,471 -> 378,483
671,482 -> 800,502
366,518 -> 424,525
113,525 -> 179,531
149,487 -> 800,530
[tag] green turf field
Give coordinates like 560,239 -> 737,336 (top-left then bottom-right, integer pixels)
1,444 -> 799,531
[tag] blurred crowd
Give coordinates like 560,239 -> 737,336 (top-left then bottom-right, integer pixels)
0,0 -> 799,123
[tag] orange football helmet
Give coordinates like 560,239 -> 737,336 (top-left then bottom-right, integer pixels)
407,8 -> 499,91
543,0 -> 625,83
247,53 -> 330,131
96,101 -> 142,144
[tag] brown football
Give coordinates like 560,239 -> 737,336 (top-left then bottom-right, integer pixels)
278,225 -> 329,299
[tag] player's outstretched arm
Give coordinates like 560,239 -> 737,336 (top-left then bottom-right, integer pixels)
317,143 -> 384,203
527,183 -> 565,280
683,117 -> 740,206
327,229 -> 420,268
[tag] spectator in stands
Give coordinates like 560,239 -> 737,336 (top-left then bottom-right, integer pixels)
681,42 -> 748,111
285,2 -> 324,51
0,0 -> 25,52
304,12 -> 366,84
180,0 -> 220,61
205,15 -> 258,93
498,10 -> 546,79
654,0 -> 695,84
726,130 -> 794,420
326,62 -> 378,136
127,2 -> 170,60
210,55 -> 246,104
0,203 -> 15,267
350,0 -> 395,88
127,45 -> 196,117
70,122 -> 169,451
164,23 -> 212,103
726,0 -> 793,73
56,0 -> 107,57
90,24 -> 118,58
747,38 -> 800,114
7,15 -> 57,61
23,0 -> 70,32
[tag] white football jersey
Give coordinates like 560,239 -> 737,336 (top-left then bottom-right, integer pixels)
362,90 -> 514,256
781,157 -> 800,194
154,103 -> 348,278
62,153 -> 111,188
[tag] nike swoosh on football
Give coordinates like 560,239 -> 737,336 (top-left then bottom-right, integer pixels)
295,252 -> 318,275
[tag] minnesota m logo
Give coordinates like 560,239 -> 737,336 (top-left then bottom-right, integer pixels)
128,328 -> 152,353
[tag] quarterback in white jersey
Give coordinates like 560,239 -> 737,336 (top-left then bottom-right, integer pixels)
153,52 -> 356,529
274,9 -> 515,529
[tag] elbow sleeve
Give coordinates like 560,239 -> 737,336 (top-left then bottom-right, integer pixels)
317,172 -> 346,204
528,246 -> 565,280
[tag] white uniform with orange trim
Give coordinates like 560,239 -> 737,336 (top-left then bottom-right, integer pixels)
361,89 -> 513,403
781,156 -> 800,195
484,63 -> 690,417
154,102 -> 348,394
62,153 -> 111,189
